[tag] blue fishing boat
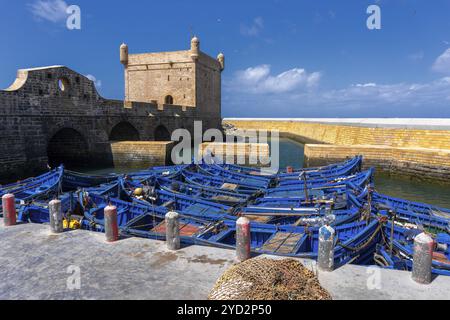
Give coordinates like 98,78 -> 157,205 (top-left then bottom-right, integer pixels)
123,176 -> 251,206
373,201 -> 450,233
239,190 -> 365,227
17,192 -> 79,224
217,156 -> 362,180
80,192 -> 382,266
62,170 -> 118,191
265,169 -> 374,197
278,156 -> 362,177
276,168 -> 371,187
372,192 -> 450,219
181,169 -> 266,194
0,166 -> 63,201
16,178 -> 132,224
8,156 -> 450,277
125,215 -> 381,266
124,165 -> 185,182
198,163 -> 274,182
374,222 -> 450,276
352,187 -> 450,230
193,165 -> 272,189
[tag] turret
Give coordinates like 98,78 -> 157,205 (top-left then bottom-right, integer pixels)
120,43 -> 129,65
190,36 -> 199,61
217,53 -> 225,71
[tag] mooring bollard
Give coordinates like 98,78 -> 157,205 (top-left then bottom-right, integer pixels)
2,194 -> 16,227
165,211 -> 180,250
412,233 -> 434,284
104,205 -> 119,242
236,217 -> 251,262
318,225 -> 335,272
286,166 -> 294,174
49,199 -> 63,233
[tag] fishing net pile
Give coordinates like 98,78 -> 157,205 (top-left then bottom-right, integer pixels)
208,258 -> 332,300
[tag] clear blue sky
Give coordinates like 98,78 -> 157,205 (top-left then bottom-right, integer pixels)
1,0 -> 450,117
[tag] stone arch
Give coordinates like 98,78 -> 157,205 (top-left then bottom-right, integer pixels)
165,95 -> 174,105
154,124 -> 171,141
109,121 -> 140,141
47,128 -> 90,168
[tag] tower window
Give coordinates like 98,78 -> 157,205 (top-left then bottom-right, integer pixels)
165,95 -> 174,105
58,78 -> 70,92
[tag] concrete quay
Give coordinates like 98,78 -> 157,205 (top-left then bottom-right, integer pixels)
1,221 -> 450,300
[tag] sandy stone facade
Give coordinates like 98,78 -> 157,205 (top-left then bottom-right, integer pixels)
224,119 -> 450,183
121,37 -> 224,117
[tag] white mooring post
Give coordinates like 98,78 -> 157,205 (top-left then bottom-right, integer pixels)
412,233 -> 434,284
165,211 -> 180,251
318,225 -> 335,272
49,199 -> 63,233
236,217 -> 251,262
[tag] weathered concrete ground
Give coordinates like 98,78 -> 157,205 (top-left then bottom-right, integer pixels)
0,221 -> 235,300
1,221 -> 450,300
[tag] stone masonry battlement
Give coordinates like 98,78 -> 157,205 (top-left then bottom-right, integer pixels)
0,39 -> 223,181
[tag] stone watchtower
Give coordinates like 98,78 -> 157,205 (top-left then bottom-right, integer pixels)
120,37 -> 225,116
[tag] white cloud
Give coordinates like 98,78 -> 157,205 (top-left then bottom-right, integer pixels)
28,0 -> 68,23
240,17 -> 264,37
225,64 -> 450,117
298,77 -> 450,110
86,74 -> 102,88
432,48 -> 450,74
355,83 -> 377,88
227,64 -> 321,94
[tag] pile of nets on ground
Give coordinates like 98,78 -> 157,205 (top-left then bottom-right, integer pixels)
209,258 -> 332,300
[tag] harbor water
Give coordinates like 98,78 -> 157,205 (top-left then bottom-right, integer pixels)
275,138 -> 450,209
81,137 -> 450,209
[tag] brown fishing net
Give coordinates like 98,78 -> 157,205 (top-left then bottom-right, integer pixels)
208,258 -> 332,300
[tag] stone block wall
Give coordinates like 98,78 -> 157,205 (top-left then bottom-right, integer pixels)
199,142 -> 270,166
123,39 -> 223,116
224,119 -> 450,149
126,50 -> 197,107
110,141 -> 175,168
0,66 -> 222,182
224,119 -> 450,183
304,144 -> 450,183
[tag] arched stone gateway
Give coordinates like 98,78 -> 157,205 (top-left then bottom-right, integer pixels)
154,125 -> 171,141
109,122 -> 140,141
47,128 -> 90,168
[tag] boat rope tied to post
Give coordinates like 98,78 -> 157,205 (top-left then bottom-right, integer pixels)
373,252 -> 390,267
336,219 -> 385,252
